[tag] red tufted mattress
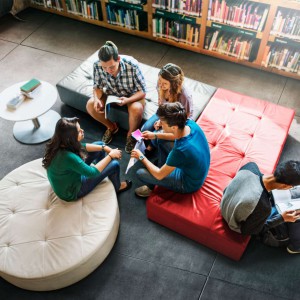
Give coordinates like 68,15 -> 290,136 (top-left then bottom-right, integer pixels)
146,88 -> 295,260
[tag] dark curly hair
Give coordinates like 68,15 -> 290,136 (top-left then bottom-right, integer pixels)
157,102 -> 187,130
274,160 -> 300,186
42,117 -> 86,169
158,63 -> 184,103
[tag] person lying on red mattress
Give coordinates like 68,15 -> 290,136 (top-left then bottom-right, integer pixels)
220,160 -> 300,253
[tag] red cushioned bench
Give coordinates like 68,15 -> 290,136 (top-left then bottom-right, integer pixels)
146,88 -> 295,260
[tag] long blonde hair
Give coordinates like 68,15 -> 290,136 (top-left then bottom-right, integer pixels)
158,63 -> 184,103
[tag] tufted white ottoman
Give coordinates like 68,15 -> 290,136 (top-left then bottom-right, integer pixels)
0,158 -> 119,291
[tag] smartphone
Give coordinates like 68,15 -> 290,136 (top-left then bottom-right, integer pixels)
6,95 -> 24,110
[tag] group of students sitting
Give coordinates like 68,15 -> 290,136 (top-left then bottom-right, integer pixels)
42,41 -> 300,254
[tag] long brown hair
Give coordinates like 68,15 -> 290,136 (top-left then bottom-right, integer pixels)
158,63 -> 184,103
42,117 -> 86,169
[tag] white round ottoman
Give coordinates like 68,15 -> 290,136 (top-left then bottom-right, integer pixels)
0,158 -> 119,291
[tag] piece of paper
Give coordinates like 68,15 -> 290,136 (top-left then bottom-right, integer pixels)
272,186 -> 300,213
131,129 -> 143,142
105,95 -> 122,119
125,140 -> 146,174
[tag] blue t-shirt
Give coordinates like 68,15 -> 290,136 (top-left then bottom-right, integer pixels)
166,119 -> 210,193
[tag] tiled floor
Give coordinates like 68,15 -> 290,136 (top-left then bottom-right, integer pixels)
0,8 -> 300,300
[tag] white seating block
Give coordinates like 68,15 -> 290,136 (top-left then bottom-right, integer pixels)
0,159 -> 119,291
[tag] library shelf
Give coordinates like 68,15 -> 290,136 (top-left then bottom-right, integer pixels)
30,0 -> 300,80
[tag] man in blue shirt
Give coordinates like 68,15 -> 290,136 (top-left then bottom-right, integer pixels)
131,102 -> 210,197
86,41 -> 146,153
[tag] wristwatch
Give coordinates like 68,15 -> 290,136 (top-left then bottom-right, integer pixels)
139,155 -> 145,161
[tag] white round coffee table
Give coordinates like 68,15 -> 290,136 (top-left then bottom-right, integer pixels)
0,81 -> 60,144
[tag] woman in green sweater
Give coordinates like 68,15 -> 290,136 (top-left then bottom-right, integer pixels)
42,117 -> 131,201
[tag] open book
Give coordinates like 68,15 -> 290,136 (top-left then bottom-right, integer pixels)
272,186 -> 300,214
105,95 -> 122,119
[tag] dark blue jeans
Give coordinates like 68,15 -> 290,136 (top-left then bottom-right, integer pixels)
77,142 -> 121,198
288,221 -> 300,249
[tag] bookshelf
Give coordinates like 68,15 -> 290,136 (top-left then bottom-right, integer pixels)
30,0 -> 300,79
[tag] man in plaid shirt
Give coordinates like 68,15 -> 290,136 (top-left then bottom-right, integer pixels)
86,41 -> 146,153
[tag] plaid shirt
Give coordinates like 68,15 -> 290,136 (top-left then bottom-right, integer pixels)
93,55 -> 146,97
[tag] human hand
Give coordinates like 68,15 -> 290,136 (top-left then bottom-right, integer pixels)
142,131 -> 155,140
109,148 -> 122,160
94,98 -> 104,113
282,210 -> 300,222
154,120 -> 161,130
131,149 -> 142,160
118,97 -> 128,106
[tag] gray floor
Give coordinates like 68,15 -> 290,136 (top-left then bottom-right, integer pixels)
0,8 -> 300,300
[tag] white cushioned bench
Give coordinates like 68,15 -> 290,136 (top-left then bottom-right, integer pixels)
0,158 -> 119,291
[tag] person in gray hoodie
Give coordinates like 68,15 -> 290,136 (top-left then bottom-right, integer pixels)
220,160 -> 300,253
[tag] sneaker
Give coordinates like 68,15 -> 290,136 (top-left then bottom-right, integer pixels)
102,123 -> 119,144
125,136 -> 136,153
287,245 -> 300,254
135,185 -> 152,198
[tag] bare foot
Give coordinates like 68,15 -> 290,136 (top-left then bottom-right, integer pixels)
119,181 -> 127,190
117,180 -> 132,194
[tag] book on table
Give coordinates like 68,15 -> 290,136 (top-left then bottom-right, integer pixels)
272,186 -> 300,214
20,78 -> 41,93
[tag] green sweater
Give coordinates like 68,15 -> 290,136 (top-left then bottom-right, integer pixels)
47,145 -> 100,201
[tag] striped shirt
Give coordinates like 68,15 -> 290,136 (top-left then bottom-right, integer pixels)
93,55 -> 146,97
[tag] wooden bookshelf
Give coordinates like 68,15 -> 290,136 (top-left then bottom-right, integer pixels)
30,0 -> 300,80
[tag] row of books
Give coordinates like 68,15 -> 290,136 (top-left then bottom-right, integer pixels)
31,0 -> 63,10
106,4 -> 148,30
208,0 -> 269,32
64,0 -> 102,20
120,0 -> 147,4
152,0 -> 203,17
152,17 -> 200,45
271,9 -> 300,41
262,45 -> 300,74
205,29 -> 258,61
65,0 -> 82,15
81,1 -> 102,20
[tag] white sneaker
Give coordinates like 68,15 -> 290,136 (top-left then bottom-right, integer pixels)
135,185 -> 152,198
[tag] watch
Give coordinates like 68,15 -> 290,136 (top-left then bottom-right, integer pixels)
139,155 -> 145,161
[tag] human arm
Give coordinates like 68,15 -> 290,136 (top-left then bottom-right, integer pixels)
180,85 -> 193,119
93,87 -> 105,112
67,148 -> 121,176
94,148 -> 122,172
85,143 -> 112,153
142,130 -> 175,141
241,209 -> 300,236
281,210 -> 300,222
93,61 -> 105,112
131,149 -> 175,180
118,90 -> 146,106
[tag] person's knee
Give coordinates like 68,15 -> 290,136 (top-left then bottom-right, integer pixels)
137,168 -> 149,180
86,98 -> 94,114
128,102 -> 144,117
110,159 -> 120,172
